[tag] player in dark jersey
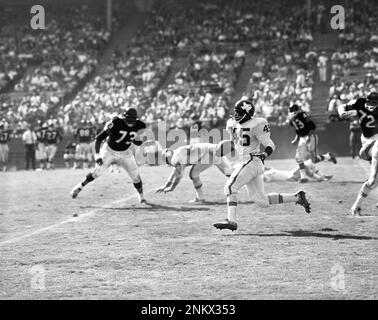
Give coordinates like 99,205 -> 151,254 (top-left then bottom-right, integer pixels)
70,108 -> 147,203
35,120 -> 48,170
338,92 -> 378,215
44,121 -> 62,170
64,141 -> 77,169
0,121 -> 11,172
289,104 -> 337,183
74,120 -> 95,169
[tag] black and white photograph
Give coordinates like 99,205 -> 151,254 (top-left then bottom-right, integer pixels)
0,0 -> 377,304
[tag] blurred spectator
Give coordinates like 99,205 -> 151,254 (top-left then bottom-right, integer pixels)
22,124 -> 37,170
317,52 -> 328,82
327,94 -> 341,122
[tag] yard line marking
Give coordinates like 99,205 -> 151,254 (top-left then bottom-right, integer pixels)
0,188 -> 155,246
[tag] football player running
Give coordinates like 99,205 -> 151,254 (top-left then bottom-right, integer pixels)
156,142 -> 234,202
213,98 -> 311,231
289,104 -> 337,183
338,92 -> 378,215
70,108 -> 147,203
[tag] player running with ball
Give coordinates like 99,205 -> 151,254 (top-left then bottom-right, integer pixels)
213,98 -> 311,231
70,108 -> 147,203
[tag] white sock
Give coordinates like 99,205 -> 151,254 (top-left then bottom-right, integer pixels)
227,205 -> 237,222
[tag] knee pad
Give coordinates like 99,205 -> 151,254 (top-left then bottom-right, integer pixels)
224,183 -> 231,196
366,178 -> 377,190
227,193 -> 238,204
224,182 -> 238,197
359,142 -> 374,161
191,176 -> 202,189
131,173 -> 141,184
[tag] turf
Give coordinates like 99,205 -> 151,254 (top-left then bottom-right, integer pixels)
0,158 -> 377,299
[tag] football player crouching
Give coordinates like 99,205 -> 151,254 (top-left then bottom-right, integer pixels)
70,108 -> 147,204
156,142 -> 234,202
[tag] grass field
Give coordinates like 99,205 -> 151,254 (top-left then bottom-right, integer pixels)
0,157 -> 377,299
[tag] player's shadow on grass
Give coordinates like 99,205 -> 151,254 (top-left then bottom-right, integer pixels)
197,200 -> 255,205
80,203 -> 210,212
328,181 -> 365,184
229,230 -> 377,241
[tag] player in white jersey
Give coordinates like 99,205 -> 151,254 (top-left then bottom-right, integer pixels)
156,142 -> 234,202
264,159 -> 332,182
213,98 -> 311,231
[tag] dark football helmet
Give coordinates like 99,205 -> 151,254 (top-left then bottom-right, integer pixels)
123,108 -> 138,125
233,99 -> 255,123
366,92 -> 378,112
289,104 -> 301,113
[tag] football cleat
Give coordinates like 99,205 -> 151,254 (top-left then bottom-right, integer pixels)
189,197 -> 204,203
213,219 -> 238,231
295,191 -> 311,214
70,185 -> 82,199
327,152 -> 337,164
299,178 -> 308,183
350,206 -> 361,216
138,194 -> 147,204
324,175 -> 333,181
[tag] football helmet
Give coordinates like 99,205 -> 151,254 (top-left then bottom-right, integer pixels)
123,108 -> 138,125
161,148 -> 174,165
366,92 -> 378,112
289,104 -> 301,113
233,98 -> 255,123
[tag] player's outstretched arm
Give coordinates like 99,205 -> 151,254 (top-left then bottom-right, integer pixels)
338,101 -> 357,119
291,134 -> 299,144
156,165 -> 184,193
256,121 -> 275,162
93,130 -> 109,166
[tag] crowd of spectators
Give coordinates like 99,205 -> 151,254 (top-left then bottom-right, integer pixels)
240,1 -> 315,125
327,0 -> 378,121
62,48 -> 173,132
4,0 -> 377,136
142,50 -> 244,129
60,0 -> 251,132
0,5 -> 117,132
